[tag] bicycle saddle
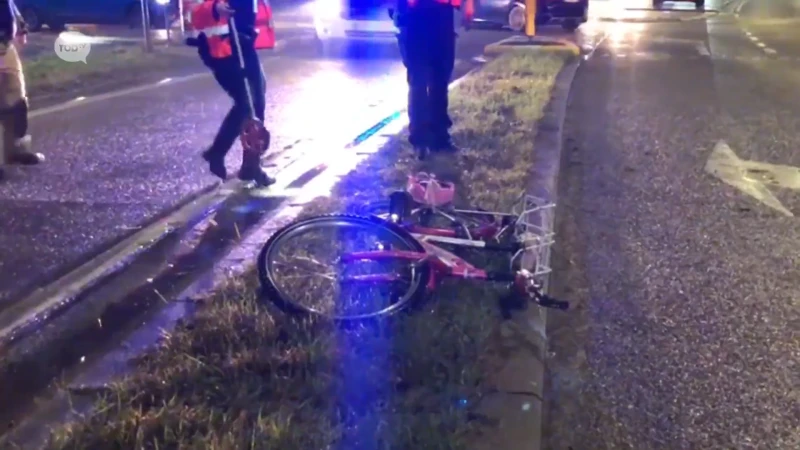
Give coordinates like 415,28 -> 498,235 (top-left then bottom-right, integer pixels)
406,172 -> 455,207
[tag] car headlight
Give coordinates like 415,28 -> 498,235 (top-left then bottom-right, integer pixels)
315,0 -> 342,19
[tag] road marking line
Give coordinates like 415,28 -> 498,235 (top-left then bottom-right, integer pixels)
696,42 -> 711,56
756,41 -> 766,48
764,48 -> 777,54
30,40 -> 289,119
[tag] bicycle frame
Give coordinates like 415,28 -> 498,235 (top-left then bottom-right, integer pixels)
339,235 -> 515,291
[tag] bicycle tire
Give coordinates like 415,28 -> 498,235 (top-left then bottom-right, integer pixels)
257,214 -> 430,321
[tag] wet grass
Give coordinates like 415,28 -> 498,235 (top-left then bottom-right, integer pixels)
42,52 -> 569,450
23,44 -> 201,99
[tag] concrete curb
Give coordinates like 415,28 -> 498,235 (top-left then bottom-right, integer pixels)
483,35 -> 581,58
473,42 -> 581,450
516,59 -> 580,450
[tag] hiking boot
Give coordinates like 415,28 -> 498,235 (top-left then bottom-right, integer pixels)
202,149 -> 227,181
7,135 -> 44,165
238,164 -> 276,187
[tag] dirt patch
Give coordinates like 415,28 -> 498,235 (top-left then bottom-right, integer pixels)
41,52 -> 569,450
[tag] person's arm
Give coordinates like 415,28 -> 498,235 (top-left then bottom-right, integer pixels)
461,0 -> 474,30
191,0 -> 219,24
10,0 -> 26,33
261,0 -> 273,28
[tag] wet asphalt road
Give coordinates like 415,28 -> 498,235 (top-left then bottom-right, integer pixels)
546,5 -> 799,450
0,8 -> 529,307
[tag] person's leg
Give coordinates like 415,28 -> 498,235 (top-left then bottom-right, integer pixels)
428,7 -> 457,151
2,43 -> 44,165
203,59 -> 248,180
398,21 -> 431,150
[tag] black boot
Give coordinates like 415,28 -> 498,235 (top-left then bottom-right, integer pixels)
238,153 -> 275,187
429,140 -> 460,154
7,135 -> 44,165
7,101 -> 43,165
238,164 -> 275,187
202,149 -> 227,181
414,145 -> 429,160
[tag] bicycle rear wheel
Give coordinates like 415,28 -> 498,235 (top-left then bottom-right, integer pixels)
258,214 -> 430,321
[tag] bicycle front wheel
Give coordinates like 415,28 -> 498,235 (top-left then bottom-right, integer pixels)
257,214 -> 430,321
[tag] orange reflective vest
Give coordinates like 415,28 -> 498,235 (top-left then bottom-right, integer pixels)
188,0 -> 275,60
406,0 -> 474,18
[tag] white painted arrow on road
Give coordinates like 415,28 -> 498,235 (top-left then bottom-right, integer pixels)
704,140 -> 800,217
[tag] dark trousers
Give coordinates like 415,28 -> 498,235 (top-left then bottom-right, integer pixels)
397,4 -> 456,148
207,52 -> 266,161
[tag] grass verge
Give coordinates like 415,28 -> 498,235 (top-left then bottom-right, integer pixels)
41,51 -> 570,450
23,44 -> 202,100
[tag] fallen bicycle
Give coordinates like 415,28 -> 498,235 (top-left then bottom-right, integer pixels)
257,173 -> 569,321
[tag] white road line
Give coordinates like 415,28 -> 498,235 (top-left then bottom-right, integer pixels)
31,42 -> 289,119
30,73 -> 209,119
756,41 -> 766,48
696,42 -> 711,56
764,48 -> 777,54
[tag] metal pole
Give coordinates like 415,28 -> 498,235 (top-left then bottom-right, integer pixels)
525,0 -> 535,37
164,10 -> 170,45
141,0 -> 153,52
178,0 -> 185,37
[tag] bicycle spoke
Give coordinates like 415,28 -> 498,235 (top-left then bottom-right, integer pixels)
266,219 -> 419,317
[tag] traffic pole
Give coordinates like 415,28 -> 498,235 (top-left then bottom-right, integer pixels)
165,12 -> 170,45
141,0 -> 153,52
178,0 -> 185,38
525,0 -> 536,37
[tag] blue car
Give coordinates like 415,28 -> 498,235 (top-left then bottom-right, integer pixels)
15,0 -> 174,32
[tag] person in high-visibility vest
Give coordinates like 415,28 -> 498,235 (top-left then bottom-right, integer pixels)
0,0 -> 44,180
392,0 -> 473,155
187,0 -> 276,187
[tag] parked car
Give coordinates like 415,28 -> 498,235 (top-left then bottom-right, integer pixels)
15,0 -> 174,32
653,0 -> 704,9
313,0 -> 398,53
477,0 -> 589,32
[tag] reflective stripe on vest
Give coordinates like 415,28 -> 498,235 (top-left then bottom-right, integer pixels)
200,24 -> 230,36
